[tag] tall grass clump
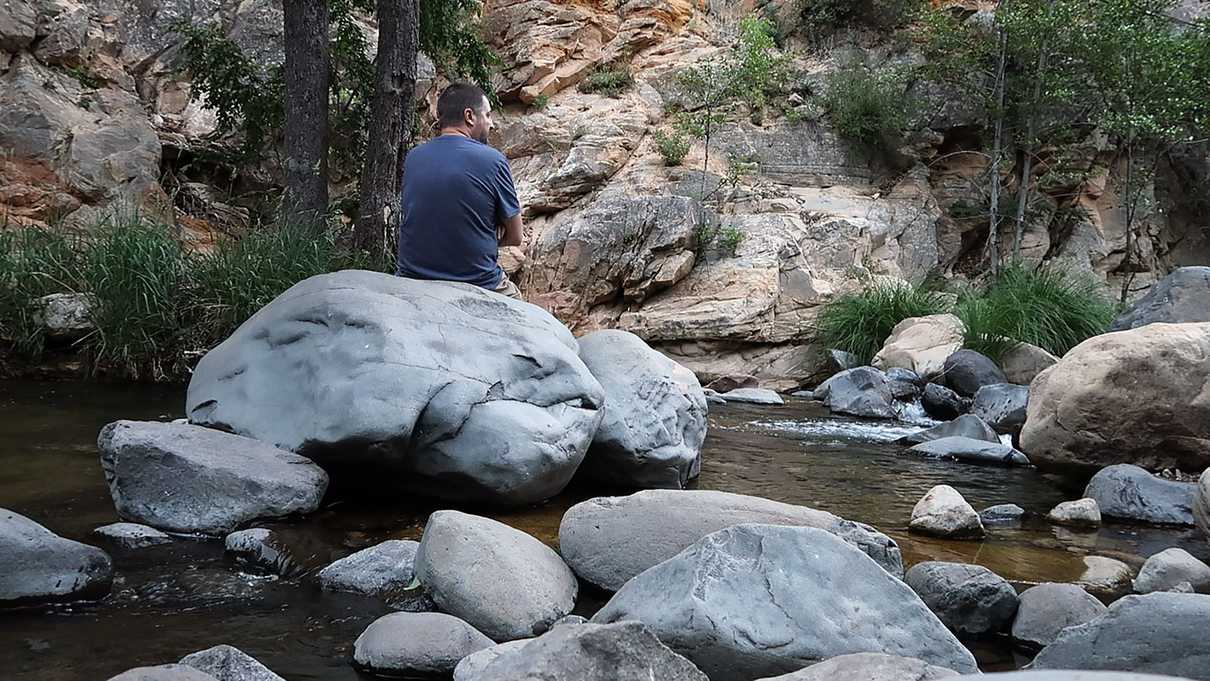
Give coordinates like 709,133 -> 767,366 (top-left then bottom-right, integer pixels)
956,262 -> 1117,360
0,226 -> 82,356
817,279 -> 951,363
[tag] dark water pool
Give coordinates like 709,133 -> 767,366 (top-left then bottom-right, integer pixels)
1,380 -> 1206,680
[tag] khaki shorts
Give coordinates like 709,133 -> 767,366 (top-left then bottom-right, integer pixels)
494,270 -> 523,300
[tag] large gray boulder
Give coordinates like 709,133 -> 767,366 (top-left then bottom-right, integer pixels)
1,507 -> 113,605
814,367 -> 897,419
352,612 -> 494,678
1198,469 -> 1210,540
1000,343 -> 1059,386
1134,548 -> 1210,594
971,383 -> 1029,434
900,414 -> 999,446
98,420 -> 328,535
872,314 -> 966,380
922,383 -> 967,420
179,645 -> 284,681
1110,266 -> 1210,331
415,511 -> 577,641
943,350 -> 1007,397
558,490 -> 904,591
0,0 -> 37,52
1011,583 -> 1108,649
107,666 -> 218,681
1084,464 -> 1197,526
453,639 -> 532,681
576,330 -> 707,489
905,562 -> 1020,636
186,272 -> 605,506
1031,592 -> 1210,679
754,652 -> 959,680
591,524 -> 978,680
318,539 -> 419,598
468,622 -> 708,681
909,436 -> 1030,466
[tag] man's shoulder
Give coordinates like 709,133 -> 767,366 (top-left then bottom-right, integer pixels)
413,136 -> 507,165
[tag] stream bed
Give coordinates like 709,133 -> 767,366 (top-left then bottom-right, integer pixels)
2,379 -> 1207,680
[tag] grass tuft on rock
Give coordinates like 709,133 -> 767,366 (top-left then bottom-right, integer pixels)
0,226 -> 83,357
817,279 -> 951,364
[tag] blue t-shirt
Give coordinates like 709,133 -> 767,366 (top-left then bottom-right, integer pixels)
395,135 -> 521,289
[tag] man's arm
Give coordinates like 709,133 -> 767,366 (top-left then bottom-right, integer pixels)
498,213 -> 524,247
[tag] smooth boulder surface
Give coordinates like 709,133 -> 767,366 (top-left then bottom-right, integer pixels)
887,367 -> 924,401
108,666 -> 219,681
1076,556 -> 1137,601
1048,499 -> 1101,528
415,511 -> 577,641
721,388 -> 785,405
754,652 -> 958,680
222,529 -> 304,578
1,507 -> 113,605
559,489 -> 905,591
592,525 -> 978,679
971,383 -> 1029,434
922,383 -> 967,420
98,420 -> 328,535
872,314 -> 966,379
318,539 -> 419,597
469,622 -> 709,681
909,486 -> 985,539
943,350 -> 1008,398
829,349 -> 862,372
1085,464 -> 1197,526
1110,266 -> 1210,331
185,271 -> 605,506
1011,583 -> 1108,649
1134,548 -> 1210,594
910,437 -> 1030,466
1021,323 -> 1210,474
905,562 -> 1019,636
980,504 -> 1026,525
353,612 -> 494,678
1031,592 -> 1210,679
180,645 -> 284,681
453,639 -> 532,681
900,414 -> 1000,446
1198,469 -> 1210,540
1000,343 -> 1059,386
94,522 -> 173,549
576,330 -> 707,489
814,367 -> 897,419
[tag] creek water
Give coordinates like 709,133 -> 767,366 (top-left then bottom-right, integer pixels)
2,379 -> 1208,680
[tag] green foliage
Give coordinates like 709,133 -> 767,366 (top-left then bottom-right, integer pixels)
823,64 -> 913,148
531,94 -> 550,110
64,65 -> 104,89
328,0 -> 377,169
817,279 -> 951,364
716,225 -> 744,256
798,0 -> 922,37
419,0 -> 500,94
680,15 -> 792,117
654,129 -> 690,166
956,262 -> 1116,360
579,67 -> 634,97
0,227 -> 82,356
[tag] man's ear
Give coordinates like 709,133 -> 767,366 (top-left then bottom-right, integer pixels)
463,107 -> 475,126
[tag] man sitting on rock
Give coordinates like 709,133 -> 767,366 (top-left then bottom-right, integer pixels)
395,83 -> 525,299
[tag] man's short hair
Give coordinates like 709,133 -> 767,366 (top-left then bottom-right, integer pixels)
437,83 -> 488,128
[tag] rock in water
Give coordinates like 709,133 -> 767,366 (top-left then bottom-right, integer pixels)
1031,592 -> 1210,679
223,529 -> 304,578
815,367 -> 897,419
886,368 -> 924,401
980,504 -> 1026,525
905,562 -> 1019,636
1198,469 -> 1210,540
185,272 -> 605,506
559,490 -> 904,591
1011,583 -> 1108,650
107,665 -> 219,681
720,388 -> 785,405
318,540 -> 420,598
1110,266 -> 1210,331
353,612 -> 494,678
415,511 -> 577,641
1076,556 -> 1136,601
1133,548 -> 1210,594
0,507 -> 113,605
922,383 -> 967,420
1084,464 -> 1197,526
971,384 -> 1029,434
98,420 -> 328,535
706,375 -> 758,393
1048,499 -> 1101,528
909,486 -> 985,539
829,349 -> 862,372
454,640 -> 533,681
180,645 -> 284,681
1000,343 -> 1059,386
909,437 -> 1030,466
469,622 -> 708,681
753,652 -> 959,680
900,414 -> 1000,446
576,330 -> 707,489
592,525 -> 977,679
36,292 -> 93,341
872,314 -> 966,380
1020,323 -> 1210,474
943,350 -> 1007,398
94,522 -> 173,549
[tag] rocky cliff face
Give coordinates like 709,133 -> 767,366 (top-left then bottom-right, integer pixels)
2,0 -> 1207,389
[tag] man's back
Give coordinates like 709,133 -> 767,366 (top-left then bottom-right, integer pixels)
396,135 -> 520,289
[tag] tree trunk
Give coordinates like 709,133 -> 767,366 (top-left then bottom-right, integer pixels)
353,0 -> 420,258
283,0 -> 331,232
987,24 -> 1009,275
1012,41 -> 1047,262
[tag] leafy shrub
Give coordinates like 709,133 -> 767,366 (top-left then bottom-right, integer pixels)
579,67 -> 634,97
0,227 -> 82,356
717,225 -> 744,256
531,94 -> 550,110
823,64 -> 914,148
817,279 -> 952,364
654,130 -> 690,166
956,261 -> 1116,360
798,0 -> 923,36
